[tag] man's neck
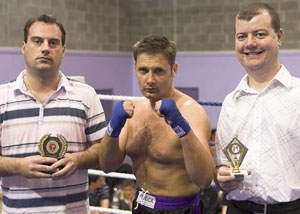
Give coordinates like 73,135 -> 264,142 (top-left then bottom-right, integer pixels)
24,70 -> 60,93
247,65 -> 281,92
23,70 -> 61,104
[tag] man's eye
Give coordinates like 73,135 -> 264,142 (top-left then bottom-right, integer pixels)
236,34 -> 246,41
32,39 -> 42,44
49,40 -> 59,48
256,32 -> 266,38
139,68 -> 148,73
154,68 -> 164,74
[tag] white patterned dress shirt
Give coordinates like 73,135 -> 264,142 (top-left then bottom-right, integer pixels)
214,65 -> 300,204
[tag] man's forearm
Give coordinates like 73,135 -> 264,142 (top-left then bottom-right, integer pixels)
0,156 -> 20,176
98,133 -> 125,173
75,143 -> 101,169
181,130 -> 214,188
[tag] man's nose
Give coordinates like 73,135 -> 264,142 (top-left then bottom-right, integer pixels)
246,35 -> 257,48
41,41 -> 50,54
146,71 -> 155,84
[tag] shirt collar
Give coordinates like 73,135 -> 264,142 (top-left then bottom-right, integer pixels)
13,70 -> 72,95
232,65 -> 292,101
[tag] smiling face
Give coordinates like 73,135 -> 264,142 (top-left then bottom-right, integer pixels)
135,53 -> 177,102
235,10 -> 282,74
123,185 -> 136,200
22,21 -> 65,75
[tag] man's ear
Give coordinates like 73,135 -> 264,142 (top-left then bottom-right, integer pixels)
22,41 -> 26,55
172,62 -> 178,78
277,28 -> 283,47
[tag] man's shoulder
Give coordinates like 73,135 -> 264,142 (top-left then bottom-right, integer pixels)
67,78 -> 98,100
0,80 -> 17,102
68,78 -> 96,92
0,79 -> 16,89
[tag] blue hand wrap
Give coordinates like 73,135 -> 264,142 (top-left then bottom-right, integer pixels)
159,98 -> 191,138
107,101 -> 129,138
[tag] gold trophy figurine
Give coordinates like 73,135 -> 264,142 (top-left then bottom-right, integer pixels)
223,137 -> 248,179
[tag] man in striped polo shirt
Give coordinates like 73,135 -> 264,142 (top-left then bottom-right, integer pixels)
0,14 -> 106,213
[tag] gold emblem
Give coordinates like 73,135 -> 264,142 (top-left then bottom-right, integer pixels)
223,137 -> 248,179
39,134 -> 67,159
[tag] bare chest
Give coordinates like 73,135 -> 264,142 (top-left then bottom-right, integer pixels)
126,111 -> 183,164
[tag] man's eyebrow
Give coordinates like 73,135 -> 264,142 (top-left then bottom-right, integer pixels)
30,36 -> 43,39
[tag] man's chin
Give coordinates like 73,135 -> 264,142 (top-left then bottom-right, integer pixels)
143,94 -> 162,102
36,66 -> 55,73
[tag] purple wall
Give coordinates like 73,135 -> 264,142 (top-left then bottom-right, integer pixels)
1,49 -> 300,129
0,49 -> 134,96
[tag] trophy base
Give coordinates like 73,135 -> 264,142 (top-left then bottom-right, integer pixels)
231,169 -> 248,180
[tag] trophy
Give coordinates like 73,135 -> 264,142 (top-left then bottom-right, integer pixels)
39,134 -> 67,159
223,137 -> 248,179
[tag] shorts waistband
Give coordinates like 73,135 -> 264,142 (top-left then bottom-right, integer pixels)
135,188 -> 200,209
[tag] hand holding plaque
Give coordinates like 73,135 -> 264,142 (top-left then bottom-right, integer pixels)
223,137 -> 248,179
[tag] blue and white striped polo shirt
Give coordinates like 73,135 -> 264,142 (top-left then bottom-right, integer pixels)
0,70 -> 107,214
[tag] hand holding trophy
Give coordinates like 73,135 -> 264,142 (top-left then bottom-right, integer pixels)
223,137 -> 248,180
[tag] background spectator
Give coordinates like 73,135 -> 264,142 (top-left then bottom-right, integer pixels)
88,175 -> 110,214
111,180 -> 136,211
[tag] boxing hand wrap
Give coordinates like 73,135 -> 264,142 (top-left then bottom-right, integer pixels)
107,101 -> 130,138
159,98 -> 191,138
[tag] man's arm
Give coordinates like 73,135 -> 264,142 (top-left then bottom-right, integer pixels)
156,98 -> 214,188
100,198 -> 110,214
99,101 -> 134,173
179,101 -> 214,188
98,132 -> 127,173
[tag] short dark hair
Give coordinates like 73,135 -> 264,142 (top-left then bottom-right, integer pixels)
236,2 -> 280,33
132,35 -> 176,69
122,180 -> 136,188
24,14 -> 66,45
88,175 -> 99,184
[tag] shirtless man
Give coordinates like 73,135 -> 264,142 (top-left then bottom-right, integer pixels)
99,35 -> 214,213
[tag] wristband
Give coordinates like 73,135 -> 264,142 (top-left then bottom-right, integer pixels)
107,101 -> 129,138
159,98 -> 191,138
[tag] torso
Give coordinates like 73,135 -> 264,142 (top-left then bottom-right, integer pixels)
122,95 -> 199,197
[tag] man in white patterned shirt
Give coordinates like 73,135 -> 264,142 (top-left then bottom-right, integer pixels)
214,2 -> 300,214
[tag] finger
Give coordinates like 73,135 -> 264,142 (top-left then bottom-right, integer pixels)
40,157 -> 58,165
33,171 -> 53,178
33,165 -> 56,177
52,165 -> 73,180
218,167 -> 232,176
123,101 -> 135,117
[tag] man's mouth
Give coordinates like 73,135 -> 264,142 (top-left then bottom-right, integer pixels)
145,88 -> 156,92
244,51 -> 263,56
37,57 -> 52,61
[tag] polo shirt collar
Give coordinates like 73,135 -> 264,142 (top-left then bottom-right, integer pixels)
14,70 -> 72,94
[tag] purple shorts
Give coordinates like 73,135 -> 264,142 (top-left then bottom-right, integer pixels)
132,188 -> 201,214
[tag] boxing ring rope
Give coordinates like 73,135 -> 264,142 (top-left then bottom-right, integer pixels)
89,93 -> 221,213
90,206 -> 131,214
97,94 -> 222,106
88,169 -> 136,180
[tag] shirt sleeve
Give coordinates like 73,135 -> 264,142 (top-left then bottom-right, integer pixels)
85,90 -> 107,142
100,183 -> 110,200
